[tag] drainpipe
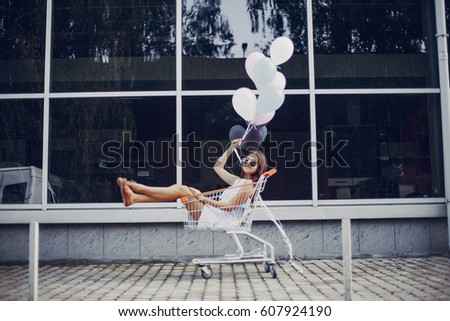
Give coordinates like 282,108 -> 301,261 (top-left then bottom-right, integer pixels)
435,0 -> 450,254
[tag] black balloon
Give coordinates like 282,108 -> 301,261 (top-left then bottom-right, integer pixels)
242,126 -> 264,152
229,125 -> 246,141
258,125 -> 268,140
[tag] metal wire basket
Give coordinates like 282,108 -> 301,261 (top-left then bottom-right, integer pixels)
181,169 -> 276,231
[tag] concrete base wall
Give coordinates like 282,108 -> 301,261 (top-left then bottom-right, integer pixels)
0,218 -> 448,264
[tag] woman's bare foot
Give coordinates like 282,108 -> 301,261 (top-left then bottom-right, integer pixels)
116,177 -> 137,190
117,177 -> 133,206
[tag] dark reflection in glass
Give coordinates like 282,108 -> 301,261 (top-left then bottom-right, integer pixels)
182,0 -> 308,90
0,100 -> 43,204
0,1 -> 46,93
50,97 -> 176,203
52,0 -> 176,92
182,95 -> 311,200
313,0 -> 438,88
316,94 -> 443,199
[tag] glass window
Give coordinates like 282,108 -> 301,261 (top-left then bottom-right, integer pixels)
316,94 -> 444,199
0,99 -> 43,204
52,0 -> 176,92
0,1 -> 46,93
50,97 -> 176,203
313,0 -> 438,88
182,95 -> 311,200
182,0 -> 308,90
0,100 -> 43,168
2,183 -> 27,204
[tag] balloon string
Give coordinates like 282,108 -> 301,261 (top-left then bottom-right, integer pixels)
234,149 -> 242,162
241,122 -> 255,141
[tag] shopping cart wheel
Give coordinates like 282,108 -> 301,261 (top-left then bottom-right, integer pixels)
269,264 -> 277,278
263,262 -> 270,273
200,265 -> 213,279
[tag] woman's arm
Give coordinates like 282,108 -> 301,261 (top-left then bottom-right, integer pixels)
214,139 -> 242,185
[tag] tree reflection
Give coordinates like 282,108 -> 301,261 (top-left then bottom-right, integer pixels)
183,0 -> 235,57
313,0 -> 427,54
182,0 -> 308,57
182,0 -> 428,57
53,0 -> 176,61
52,0 -> 176,91
246,0 -> 307,54
1,0 -> 430,74
0,0 -> 45,93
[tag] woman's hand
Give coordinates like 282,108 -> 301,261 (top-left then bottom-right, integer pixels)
189,187 -> 201,196
214,138 -> 242,185
190,187 -> 206,202
230,138 -> 242,150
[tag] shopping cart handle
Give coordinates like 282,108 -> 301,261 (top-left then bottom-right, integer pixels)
179,169 -> 276,203
263,168 -> 277,177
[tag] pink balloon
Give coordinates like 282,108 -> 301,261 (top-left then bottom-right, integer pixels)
251,111 -> 276,126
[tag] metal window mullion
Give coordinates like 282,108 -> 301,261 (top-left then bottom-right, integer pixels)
41,0 -> 53,210
434,0 -> 450,252
307,0 -> 318,206
176,0 -> 183,188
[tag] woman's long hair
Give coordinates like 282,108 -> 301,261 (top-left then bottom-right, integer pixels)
241,149 -> 268,182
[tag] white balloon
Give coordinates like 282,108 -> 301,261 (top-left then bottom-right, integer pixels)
245,52 -> 265,80
269,72 -> 286,89
232,87 -> 257,121
270,37 -> 294,65
256,86 -> 285,114
253,57 -> 277,89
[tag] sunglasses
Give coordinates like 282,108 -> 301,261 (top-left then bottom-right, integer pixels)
241,157 -> 258,167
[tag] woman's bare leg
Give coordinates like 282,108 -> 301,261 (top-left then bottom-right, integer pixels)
131,183 -> 192,202
117,177 -> 195,204
117,178 -> 205,220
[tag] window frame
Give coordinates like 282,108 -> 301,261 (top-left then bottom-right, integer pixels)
0,0 -> 447,219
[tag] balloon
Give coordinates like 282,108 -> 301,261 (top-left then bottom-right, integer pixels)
269,72 -> 286,89
242,126 -> 264,152
245,52 -> 265,81
270,37 -> 294,65
256,85 -> 285,114
258,125 -> 268,140
253,57 -> 277,89
251,111 -> 275,126
229,125 -> 246,141
232,87 -> 257,121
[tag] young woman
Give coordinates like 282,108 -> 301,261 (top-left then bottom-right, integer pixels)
117,139 -> 268,224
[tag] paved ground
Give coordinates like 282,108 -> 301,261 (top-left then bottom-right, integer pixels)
0,257 -> 449,301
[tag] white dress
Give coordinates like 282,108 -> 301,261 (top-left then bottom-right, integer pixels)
197,178 -> 252,228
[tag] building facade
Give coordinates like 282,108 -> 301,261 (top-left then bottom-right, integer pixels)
0,0 -> 449,263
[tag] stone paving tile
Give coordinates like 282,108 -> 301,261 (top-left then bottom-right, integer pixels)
0,257 -> 449,301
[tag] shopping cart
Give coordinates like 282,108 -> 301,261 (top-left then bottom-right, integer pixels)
180,168 -> 278,279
